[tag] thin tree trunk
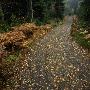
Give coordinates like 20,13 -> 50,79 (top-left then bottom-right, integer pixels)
31,0 -> 33,22
26,0 -> 33,22
0,2 -> 4,22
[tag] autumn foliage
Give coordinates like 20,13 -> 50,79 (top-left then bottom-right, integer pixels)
70,16 -> 78,36
0,23 -> 52,58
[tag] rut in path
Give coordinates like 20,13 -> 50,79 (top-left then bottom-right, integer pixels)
6,17 -> 90,90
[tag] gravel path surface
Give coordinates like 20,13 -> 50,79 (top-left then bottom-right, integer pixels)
5,17 -> 90,90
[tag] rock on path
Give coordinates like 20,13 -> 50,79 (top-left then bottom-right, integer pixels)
5,17 -> 90,90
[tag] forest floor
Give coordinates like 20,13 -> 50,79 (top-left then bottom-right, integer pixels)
3,16 -> 90,90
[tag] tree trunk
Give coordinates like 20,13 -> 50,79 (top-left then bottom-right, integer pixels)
26,0 -> 33,22
0,2 -> 4,22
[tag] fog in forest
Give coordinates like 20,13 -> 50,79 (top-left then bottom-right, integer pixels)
64,0 -> 80,15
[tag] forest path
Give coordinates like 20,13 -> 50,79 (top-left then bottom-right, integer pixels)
9,16 -> 90,90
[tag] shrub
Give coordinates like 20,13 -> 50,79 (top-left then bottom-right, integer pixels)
6,54 -> 18,62
74,32 -> 90,49
6,51 -> 20,62
10,14 -> 25,27
0,22 -> 10,33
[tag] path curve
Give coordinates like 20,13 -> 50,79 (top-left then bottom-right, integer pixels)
7,17 -> 90,90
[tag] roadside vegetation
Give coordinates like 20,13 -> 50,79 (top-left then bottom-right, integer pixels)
0,0 -> 64,59
71,0 -> 90,50
0,0 -> 90,89
0,0 -> 65,88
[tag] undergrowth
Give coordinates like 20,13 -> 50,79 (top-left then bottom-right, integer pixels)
5,51 -> 20,62
0,15 -> 26,33
74,31 -> 90,49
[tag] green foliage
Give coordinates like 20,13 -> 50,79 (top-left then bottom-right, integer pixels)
10,14 -> 20,26
32,18 -> 44,26
0,9 -> 4,17
74,0 -> 90,49
0,14 -> 26,33
10,14 -> 26,27
32,0 -> 64,24
6,55 -> 17,62
74,32 -> 90,49
6,51 -> 20,62
0,22 -> 10,33
78,21 -> 87,29
0,0 -> 65,32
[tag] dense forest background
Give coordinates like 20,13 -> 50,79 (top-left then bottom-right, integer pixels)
0,0 -> 90,31
78,0 -> 90,29
0,0 -> 64,28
